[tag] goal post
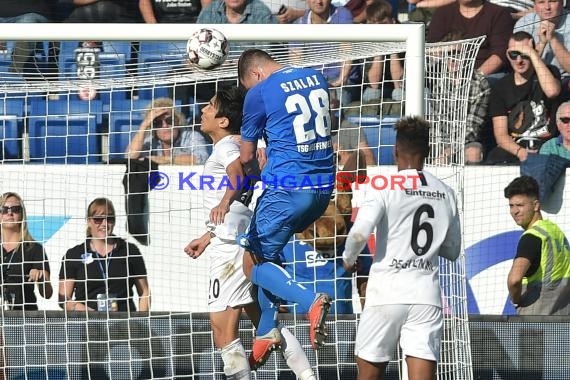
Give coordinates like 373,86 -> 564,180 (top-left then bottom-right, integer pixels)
0,23 -> 480,380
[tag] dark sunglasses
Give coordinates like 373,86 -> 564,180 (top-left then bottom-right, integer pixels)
91,216 -> 116,225
1,205 -> 23,215
559,117 -> 570,124
508,51 -> 530,60
152,116 -> 173,129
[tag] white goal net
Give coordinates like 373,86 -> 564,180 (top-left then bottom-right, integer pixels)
0,23 -> 482,379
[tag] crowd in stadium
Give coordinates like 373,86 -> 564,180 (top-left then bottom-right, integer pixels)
1,0 -> 569,165
2,1 -> 570,378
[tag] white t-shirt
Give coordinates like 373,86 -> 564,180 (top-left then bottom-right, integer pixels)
342,169 -> 461,308
202,135 -> 252,241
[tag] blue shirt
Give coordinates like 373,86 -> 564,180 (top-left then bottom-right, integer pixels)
197,0 -> 275,24
197,0 -> 275,51
241,66 -> 334,188
281,240 -> 353,313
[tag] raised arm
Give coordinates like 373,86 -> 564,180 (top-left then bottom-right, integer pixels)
541,20 -> 570,75
515,43 -> 561,98
126,118 -> 152,159
126,108 -> 170,159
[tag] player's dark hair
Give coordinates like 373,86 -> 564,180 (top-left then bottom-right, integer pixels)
504,176 -> 539,199
511,31 -> 535,49
237,49 -> 273,80
366,0 -> 393,23
215,86 -> 246,134
394,116 -> 430,158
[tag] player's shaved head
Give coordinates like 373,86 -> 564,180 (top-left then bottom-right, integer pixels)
395,116 -> 430,158
237,49 -> 273,82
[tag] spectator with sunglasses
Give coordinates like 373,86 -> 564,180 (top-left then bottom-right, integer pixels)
58,198 -> 150,312
486,31 -> 561,164
0,192 -> 53,310
126,97 -> 209,165
540,101 -> 570,159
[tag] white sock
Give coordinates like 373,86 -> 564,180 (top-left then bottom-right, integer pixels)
278,325 -> 316,380
221,338 -> 250,380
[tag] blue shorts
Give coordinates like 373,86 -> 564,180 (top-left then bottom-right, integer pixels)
240,187 -> 332,261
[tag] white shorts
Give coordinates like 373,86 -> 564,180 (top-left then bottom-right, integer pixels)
207,237 -> 254,313
355,304 -> 442,363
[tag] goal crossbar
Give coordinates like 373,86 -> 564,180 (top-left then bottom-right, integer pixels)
0,23 -> 425,116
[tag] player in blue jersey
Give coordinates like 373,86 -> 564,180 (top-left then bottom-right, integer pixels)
281,205 -> 372,314
235,49 -> 335,368
282,238 -> 354,314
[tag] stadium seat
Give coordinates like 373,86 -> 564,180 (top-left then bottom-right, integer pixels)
0,98 -> 26,161
349,115 -> 398,165
137,41 -> 186,100
30,98 -> 104,125
28,115 -> 99,164
102,41 -> 132,62
0,97 -> 25,116
0,116 -> 20,160
138,41 -> 186,77
28,99 -> 103,163
0,44 -> 25,84
138,86 -> 171,101
110,98 -> 152,112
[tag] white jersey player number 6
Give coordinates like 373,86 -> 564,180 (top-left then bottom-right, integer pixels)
285,88 -> 331,144
411,204 -> 434,256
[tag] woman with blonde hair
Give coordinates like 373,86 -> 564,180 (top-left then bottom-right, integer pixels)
58,198 -> 150,312
0,192 -> 52,310
126,97 -> 209,164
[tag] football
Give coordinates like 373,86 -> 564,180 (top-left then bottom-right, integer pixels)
186,28 -> 229,70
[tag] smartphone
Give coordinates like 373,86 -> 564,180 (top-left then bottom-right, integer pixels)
278,4 -> 288,15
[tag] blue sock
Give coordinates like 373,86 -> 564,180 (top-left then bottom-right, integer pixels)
256,287 -> 279,336
251,262 -> 316,313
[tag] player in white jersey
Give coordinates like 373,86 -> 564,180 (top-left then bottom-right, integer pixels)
184,86 -> 316,380
342,116 -> 461,380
